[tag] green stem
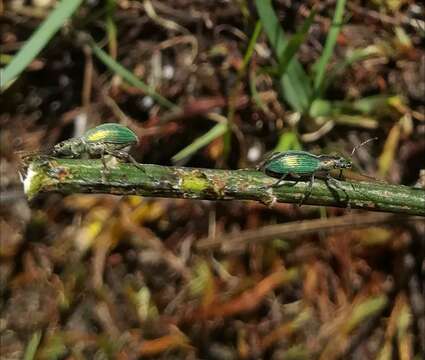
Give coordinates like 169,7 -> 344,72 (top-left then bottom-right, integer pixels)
23,157 -> 425,216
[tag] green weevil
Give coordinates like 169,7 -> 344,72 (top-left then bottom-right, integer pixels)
51,123 -> 144,171
257,138 -> 376,204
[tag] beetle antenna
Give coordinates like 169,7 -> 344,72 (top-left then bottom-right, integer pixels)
350,137 -> 378,156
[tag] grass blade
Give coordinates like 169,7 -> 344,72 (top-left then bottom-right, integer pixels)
275,131 -> 302,152
277,9 -> 316,77
23,331 -> 42,360
90,43 -> 178,110
310,95 -> 398,118
0,0 -> 84,91
241,20 -> 263,73
313,0 -> 347,96
172,122 -> 227,163
106,0 -> 118,59
255,0 -> 312,112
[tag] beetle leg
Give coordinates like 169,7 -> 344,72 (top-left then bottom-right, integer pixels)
125,153 -> 146,173
270,173 -> 288,188
99,148 -> 111,181
107,150 -> 146,173
299,173 -> 315,206
100,153 -> 107,171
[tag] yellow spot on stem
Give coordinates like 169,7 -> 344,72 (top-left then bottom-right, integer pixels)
181,174 -> 209,192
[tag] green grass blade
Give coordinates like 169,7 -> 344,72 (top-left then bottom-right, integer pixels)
349,95 -> 397,115
275,131 -> 302,152
106,0 -> 118,59
313,0 -> 347,96
255,0 -> 312,112
172,122 -> 227,163
241,20 -> 263,73
90,43 -> 178,110
0,0 -> 84,91
310,95 -> 398,118
345,296 -> 388,333
23,331 -> 42,360
277,9 -> 316,77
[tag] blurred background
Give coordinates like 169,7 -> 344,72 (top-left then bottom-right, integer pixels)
1,0 -> 424,359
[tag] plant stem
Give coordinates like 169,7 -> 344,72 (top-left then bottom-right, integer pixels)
23,157 -> 425,216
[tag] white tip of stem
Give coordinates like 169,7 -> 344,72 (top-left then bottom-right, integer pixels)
22,164 -> 36,195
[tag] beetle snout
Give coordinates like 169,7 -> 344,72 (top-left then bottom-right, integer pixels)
52,141 -> 71,156
51,143 -> 62,155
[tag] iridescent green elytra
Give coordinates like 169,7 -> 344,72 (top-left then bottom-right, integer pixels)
52,123 -> 143,171
259,151 -> 351,177
258,150 -> 352,204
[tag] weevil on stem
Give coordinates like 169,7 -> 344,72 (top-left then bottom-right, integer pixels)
51,123 -> 145,174
257,138 -> 377,205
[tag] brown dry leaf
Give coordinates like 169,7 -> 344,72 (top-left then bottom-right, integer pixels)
138,332 -> 192,357
199,268 -> 299,319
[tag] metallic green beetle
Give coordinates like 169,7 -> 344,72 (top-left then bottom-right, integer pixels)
257,150 -> 351,204
52,123 -> 144,171
257,138 -> 376,205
